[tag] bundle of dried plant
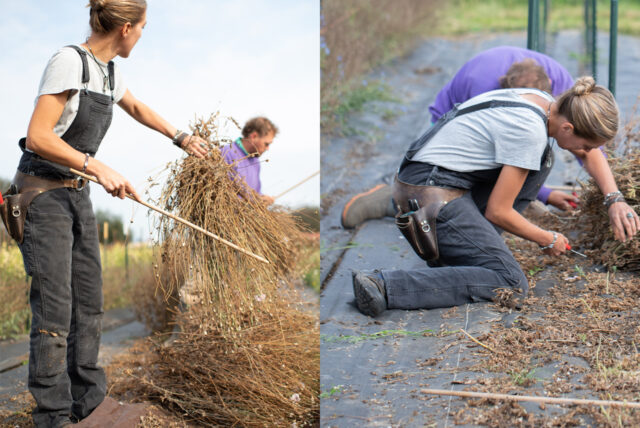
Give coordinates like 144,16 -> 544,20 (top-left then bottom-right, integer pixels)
569,126 -> 640,270
115,113 -> 319,426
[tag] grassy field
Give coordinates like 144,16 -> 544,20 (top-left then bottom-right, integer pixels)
0,242 -> 154,339
436,0 -> 640,36
0,230 -> 321,339
321,0 -> 640,133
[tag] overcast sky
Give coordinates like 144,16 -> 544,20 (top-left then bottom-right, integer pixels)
0,0 -> 319,241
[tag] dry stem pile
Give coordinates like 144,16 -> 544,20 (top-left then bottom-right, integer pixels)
570,133 -> 640,270
114,114 -> 319,426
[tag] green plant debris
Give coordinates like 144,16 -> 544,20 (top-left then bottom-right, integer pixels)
528,266 -> 543,277
320,384 -> 346,399
320,241 -> 374,253
322,328 -> 435,344
508,368 -> 538,387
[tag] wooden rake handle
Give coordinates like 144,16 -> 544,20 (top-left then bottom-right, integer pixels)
274,170 -> 319,201
70,168 -> 270,265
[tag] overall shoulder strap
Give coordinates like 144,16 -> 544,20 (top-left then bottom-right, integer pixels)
108,61 -> 115,91
454,99 -> 548,124
403,99 -> 548,161
64,45 -> 90,84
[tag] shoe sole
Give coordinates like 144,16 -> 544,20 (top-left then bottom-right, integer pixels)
352,272 -> 385,317
341,184 -> 388,229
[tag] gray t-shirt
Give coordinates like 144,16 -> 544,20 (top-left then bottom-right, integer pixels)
412,88 -> 553,172
36,46 -> 127,137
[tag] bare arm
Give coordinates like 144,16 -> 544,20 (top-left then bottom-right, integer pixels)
571,148 -> 639,242
117,89 -> 207,158
484,165 -> 568,256
26,92 -> 140,200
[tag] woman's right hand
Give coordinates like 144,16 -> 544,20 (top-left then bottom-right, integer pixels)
90,159 -> 141,201
541,231 -> 569,256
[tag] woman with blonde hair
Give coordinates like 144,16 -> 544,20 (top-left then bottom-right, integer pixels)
12,1 -> 207,425
352,76 -> 639,317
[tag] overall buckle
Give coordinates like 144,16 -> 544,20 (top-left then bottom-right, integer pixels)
74,177 -> 87,191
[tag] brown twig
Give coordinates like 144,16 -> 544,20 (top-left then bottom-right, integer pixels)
459,328 -> 496,353
421,388 -> 640,408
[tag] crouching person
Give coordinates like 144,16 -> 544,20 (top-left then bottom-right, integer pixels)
353,77 -> 637,317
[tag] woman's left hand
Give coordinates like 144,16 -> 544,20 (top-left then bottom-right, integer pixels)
608,201 -> 640,242
181,135 -> 209,158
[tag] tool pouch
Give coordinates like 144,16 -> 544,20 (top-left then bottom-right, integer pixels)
395,206 -> 437,261
393,175 -> 465,262
0,171 -> 81,244
0,187 -> 41,244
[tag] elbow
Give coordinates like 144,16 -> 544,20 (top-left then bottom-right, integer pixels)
25,128 -> 51,154
484,207 -> 504,227
25,134 -> 40,152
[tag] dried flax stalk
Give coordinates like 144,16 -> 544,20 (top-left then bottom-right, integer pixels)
569,123 -> 640,270
119,113 -> 319,426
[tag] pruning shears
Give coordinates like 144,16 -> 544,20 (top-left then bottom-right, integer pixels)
566,244 -> 586,258
568,191 -> 579,209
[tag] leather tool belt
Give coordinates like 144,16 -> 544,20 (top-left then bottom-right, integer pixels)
392,175 -> 465,262
0,171 -> 87,243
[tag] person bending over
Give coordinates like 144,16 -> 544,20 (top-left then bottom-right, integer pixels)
342,46 -> 582,228
351,77 -> 638,317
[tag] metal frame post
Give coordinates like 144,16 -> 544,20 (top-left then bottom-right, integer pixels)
609,0 -> 618,96
584,0 -> 598,80
527,0 -> 540,51
540,0 -> 549,53
591,0 -> 597,80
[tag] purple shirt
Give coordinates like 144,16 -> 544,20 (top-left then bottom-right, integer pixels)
428,46 -> 575,205
220,138 -> 261,194
429,46 -> 574,123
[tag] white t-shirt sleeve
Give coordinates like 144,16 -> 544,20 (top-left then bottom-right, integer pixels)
493,110 -> 548,171
113,64 -> 126,103
37,48 -> 83,98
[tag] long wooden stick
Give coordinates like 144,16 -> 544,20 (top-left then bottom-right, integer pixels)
274,171 -> 319,200
546,184 -> 582,192
421,388 -> 640,408
70,168 -> 269,264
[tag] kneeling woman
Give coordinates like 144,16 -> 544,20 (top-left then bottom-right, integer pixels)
353,76 -> 639,317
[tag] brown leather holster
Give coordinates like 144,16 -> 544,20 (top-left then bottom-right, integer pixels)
392,175 -> 465,262
0,171 -> 87,243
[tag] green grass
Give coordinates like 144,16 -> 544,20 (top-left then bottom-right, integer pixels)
326,81 -> 397,133
301,245 -> 321,292
434,0 -> 640,36
0,242 -> 154,339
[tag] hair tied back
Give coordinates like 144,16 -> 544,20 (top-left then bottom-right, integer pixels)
573,76 -> 596,96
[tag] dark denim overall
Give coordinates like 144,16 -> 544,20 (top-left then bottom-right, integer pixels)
382,99 -> 553,310
17,46 -> 114,428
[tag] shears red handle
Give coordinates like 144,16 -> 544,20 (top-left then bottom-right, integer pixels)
568,191 -> 578,209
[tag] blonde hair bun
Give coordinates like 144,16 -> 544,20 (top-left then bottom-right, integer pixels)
573,76 -> 596,96
89,0 -> 107,10
87,0 -> 146,34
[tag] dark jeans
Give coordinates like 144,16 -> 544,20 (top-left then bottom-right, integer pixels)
19,186 -> 105,428
383,155 -> 552,310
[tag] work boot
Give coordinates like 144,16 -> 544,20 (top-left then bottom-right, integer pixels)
341,184 -> 396,228
352,270 -> 387,317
